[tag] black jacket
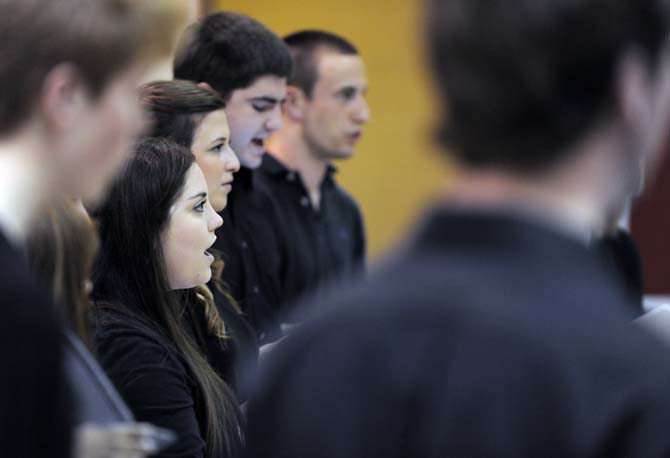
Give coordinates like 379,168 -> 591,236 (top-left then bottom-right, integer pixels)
246,207 -> 670,458
0,232 -> 71,458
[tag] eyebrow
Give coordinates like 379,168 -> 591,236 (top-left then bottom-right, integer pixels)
336,84 -> 368,93
211,137 -> 227,143
248,96 -> 286,105
188,192 -> 207,201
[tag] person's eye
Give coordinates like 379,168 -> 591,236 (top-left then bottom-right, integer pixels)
210,143 -> 225,154
252,102 -> 273,113
338,88 -> 356,102
194,200 -> 206,212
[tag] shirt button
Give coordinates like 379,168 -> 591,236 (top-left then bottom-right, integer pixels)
300,196 -> 310,207
240,240 -> 248,249
252,286 -> 260,294
286,172 -> 296,182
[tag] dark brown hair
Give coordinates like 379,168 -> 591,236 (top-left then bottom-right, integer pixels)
173,12 -> 292,100
284,30 -> 359,98
140,79 -> 226,147
27,198 -> 98,347
427,0 -> 670,172
0,0 -> 184,136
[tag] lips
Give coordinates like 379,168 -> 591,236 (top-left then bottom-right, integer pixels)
345,132 -> 362,144
204,236 -> 216,262
205,236 -> 217,253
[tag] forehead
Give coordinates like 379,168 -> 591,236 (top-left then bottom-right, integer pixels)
179,163 -> 208,198
314,52 -> 367,89
231,74 -> 287,99
195,109 -> 230,137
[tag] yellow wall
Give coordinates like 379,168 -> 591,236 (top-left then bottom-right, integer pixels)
213,0 -> 451,258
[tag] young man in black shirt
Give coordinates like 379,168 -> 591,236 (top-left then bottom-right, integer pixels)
246,0 -> 670,456
174,13 -> 292,343
262,31 -> 370,323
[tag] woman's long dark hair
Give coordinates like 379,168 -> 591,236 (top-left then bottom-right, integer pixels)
92,137 -> 243,457
140,79 -> 226,147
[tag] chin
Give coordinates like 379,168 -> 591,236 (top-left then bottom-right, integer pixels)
329,149 -> 354,160
196,269 -> 212,286
211,195 -> 227,213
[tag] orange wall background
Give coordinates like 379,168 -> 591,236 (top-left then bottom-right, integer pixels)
212,0 -> 451,258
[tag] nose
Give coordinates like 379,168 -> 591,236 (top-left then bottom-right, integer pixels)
224,145 -> 240,173
264,105 -> 284,132
352,97 -> 371,125
207,202 -> 224,231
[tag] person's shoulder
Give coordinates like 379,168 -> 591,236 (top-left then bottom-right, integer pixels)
331,180 -> 361,210
95,306 -> 181,372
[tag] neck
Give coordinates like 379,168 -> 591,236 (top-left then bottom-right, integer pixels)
268,123 -> 329,194
0,133 -> 49,246
444,166 -> 602,244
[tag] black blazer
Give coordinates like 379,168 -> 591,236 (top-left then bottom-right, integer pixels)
246,208 -> 670,458
0,232 -> 71,458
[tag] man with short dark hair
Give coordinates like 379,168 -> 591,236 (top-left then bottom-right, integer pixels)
246,0 -> 670,456
174,12 -> 293,345
261,30 -> 369,322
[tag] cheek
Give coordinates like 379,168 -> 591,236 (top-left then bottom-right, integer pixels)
227,111 -> 254,146
307,109 -> 340,144
197,156 -> 225,191
210,192 -> 228,213
163,216 -> 210,289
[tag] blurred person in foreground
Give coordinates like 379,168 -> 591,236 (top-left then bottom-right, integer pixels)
0,0 -> 185,456
245,0 -> 670,457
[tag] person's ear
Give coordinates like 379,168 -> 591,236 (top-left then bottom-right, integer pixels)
39,63 -> 88,133
197,81 -> 213,92
617,48 -> 652,134
283,86 -> 307,122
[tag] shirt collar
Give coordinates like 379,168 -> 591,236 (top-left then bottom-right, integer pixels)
263,152 -> 338,187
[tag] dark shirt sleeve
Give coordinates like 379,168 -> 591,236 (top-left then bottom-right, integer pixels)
352,202 -> 366,269
97,332 -> 206,458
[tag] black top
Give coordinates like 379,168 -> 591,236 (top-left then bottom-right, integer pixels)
95,305 -> 211,458
212,166 -> 288,343
184,289 -> 258,403
0,232 -> 71,458
258,153 -> 366,320
246,207 -> 670,458
595,229 -> 644,313
64,329 -> 134,423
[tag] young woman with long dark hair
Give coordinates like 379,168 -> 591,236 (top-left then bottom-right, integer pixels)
93,137 -> 243,458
